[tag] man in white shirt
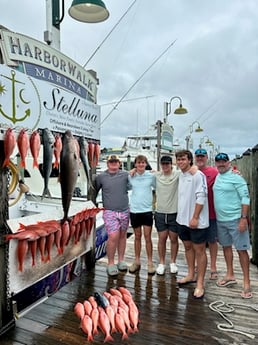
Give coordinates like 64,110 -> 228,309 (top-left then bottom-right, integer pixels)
175,150 -> 209,299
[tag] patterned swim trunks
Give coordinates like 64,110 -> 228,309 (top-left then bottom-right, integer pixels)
103,209 -> 130,235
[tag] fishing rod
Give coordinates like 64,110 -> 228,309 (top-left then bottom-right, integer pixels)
100,39 -> 177,127
83,0 -> 137,68
100,95 -> 156,107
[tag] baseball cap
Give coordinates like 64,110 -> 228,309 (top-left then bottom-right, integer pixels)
160,155 -> 172,164
215,153 -> 230,162
107,154 -> 120,162
195,148 -> 207,156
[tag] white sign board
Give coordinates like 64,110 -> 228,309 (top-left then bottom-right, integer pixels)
0,64 -> 100,139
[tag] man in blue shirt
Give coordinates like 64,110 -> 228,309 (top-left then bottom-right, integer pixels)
128,155 -> 156,275
213,152 -> 252,299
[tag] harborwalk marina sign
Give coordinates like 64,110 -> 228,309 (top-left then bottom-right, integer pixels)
0,29 -> 100,140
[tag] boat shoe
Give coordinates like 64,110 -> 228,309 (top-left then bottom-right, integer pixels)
129,262 -> 141,274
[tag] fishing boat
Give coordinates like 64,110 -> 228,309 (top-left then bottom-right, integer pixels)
99,122 -> 179,172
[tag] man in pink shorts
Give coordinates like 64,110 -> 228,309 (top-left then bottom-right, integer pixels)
95,155 -> 130,276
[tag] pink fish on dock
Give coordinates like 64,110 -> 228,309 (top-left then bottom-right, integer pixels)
98,308 -> 114,343
81,315 -> 93,341
115,312 -> 128,340
74,302 -> 85,321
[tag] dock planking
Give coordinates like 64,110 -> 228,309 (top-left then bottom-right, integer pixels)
1,231 -> 258,345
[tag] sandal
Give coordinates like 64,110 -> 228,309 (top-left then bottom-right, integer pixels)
241,289 -> 252,299
117,261 -> 128,271
216,278 -> 237,287
193,288 -> 205,299
107,264 -> 118,276
209,271 -> 218,280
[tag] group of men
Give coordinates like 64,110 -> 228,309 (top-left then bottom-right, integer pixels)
95,148 -> 252,300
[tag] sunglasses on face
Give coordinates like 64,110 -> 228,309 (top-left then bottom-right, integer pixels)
161,162 -> 171,165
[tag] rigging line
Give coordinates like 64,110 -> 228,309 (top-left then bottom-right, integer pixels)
100,39 -> 177,127
83,0 -> 137,68
100,95 -> 156,106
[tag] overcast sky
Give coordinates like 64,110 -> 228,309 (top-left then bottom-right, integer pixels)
1,0 -> 258,158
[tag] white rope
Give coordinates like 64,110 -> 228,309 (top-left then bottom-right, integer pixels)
209,300 -> 258,340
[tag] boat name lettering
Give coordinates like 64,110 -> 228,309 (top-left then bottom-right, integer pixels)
43,88 -> 98,123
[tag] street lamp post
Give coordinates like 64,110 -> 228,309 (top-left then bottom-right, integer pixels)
44,0 -> 109,50
185,121 -> 203,150
163,96 -> 188,123
157,96 -> 188,170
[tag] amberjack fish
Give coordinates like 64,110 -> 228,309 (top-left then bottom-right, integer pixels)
78,136 -> 93,191
41,128 -> 55,198
60,130 -> 79,221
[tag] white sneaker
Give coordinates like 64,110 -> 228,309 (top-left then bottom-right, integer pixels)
170,263 -> 178,274
156,264 -> 166,275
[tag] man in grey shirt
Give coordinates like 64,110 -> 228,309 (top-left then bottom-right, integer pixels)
95,155 -> 130,276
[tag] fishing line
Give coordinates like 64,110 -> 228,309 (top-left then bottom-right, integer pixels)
100,39 -> 177,127
83,0 -> 138,68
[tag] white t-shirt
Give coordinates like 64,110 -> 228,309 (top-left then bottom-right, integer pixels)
176,170 -> 209,228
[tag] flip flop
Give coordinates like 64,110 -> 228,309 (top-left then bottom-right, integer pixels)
209,271 -> 218,280
177,277 -> 197,286
241,289 -> 253,299
216,278 -> 237,287
107,264 -> 118,277
193,288 -> 205,299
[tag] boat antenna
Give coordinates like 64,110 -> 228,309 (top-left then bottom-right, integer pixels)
100,39 -> 177,126
83,0 -> 137,68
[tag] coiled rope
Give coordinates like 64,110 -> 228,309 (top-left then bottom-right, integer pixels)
209,300 -> 258,339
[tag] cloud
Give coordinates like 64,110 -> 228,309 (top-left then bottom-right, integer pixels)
2,0 -> 258,159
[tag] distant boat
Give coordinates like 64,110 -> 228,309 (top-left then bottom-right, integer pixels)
99,123 -> 180,172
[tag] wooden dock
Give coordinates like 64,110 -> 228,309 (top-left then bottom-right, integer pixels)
1,230 -> 258,345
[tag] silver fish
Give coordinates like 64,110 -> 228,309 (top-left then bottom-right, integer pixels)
78,136 -> 94,191
60,130 -> 79,220
41,128 -> 55,199
94,291 -> 110,309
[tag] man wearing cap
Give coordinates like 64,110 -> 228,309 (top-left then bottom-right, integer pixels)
95,155 -> 130,276
155,155 -> 180,275
194,148 -> 219,280
213,153 -> 252,298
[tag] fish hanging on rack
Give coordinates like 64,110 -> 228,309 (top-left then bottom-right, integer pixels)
2,128 -> 16,168
29,130 -> 41,169
53,133 -> 62,169
41,128 -> 55,199
17,128 -> 29,168
78,136 -> 94,191
60,130 -> 80,221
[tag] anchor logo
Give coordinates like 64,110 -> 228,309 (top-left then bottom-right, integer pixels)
0,70 -> 31,124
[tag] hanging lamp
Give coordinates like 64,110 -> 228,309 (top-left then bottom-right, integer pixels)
69,0 -> 109,23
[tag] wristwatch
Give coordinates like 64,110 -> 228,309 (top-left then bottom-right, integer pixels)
241,215 -> 247,219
